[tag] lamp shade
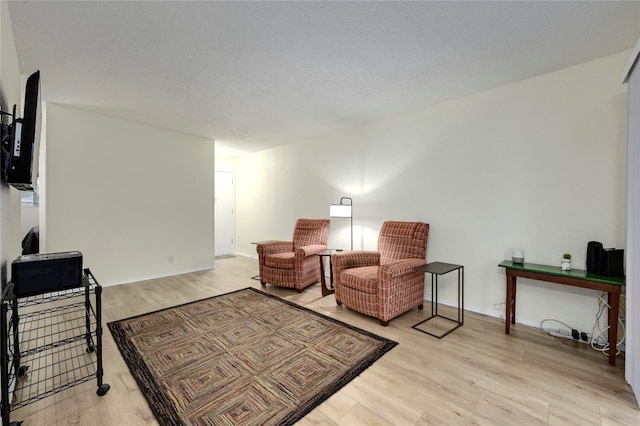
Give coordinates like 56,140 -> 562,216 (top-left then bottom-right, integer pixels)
330,204 -> 352,218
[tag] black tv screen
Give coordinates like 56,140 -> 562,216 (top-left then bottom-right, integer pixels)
7,70 -> 41,191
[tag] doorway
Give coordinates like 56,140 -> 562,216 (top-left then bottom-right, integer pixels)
215,170 -> 234,256
20,188 -> 40,254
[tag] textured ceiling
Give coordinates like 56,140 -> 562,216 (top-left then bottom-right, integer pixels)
7,1 -> 640,155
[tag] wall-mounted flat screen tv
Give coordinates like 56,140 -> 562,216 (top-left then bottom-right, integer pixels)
6,70 -> 41,191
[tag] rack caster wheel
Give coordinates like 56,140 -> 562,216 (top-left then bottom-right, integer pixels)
97,383 -> 110,396
86,345 -> 96,353
17,366 -> 28,377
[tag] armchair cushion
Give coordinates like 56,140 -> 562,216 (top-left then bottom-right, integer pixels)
332,251 -> 380,278
264,252 -> 295,269
293,219 -> 330,251
340,266 -> 379,294
379,221 -> 430,264
264,243 -> 328,269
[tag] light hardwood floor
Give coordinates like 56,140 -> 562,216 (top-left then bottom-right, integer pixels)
10,255 -> 640,425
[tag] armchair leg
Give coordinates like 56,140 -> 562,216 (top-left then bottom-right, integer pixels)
418,304 -> 423,310
380,320 -> 389,326
260,281 -> 266,286
336,300 -> 342,305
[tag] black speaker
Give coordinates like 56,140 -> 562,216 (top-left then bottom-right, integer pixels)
586,241 -> 603,274
600,249 -> 624,277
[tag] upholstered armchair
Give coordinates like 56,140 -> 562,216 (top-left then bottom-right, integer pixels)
257,218 -> 330,292
332,221 -> 429,325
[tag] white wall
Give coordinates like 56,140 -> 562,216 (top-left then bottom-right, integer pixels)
235,51 -> 628,332
0,2 -> 24,287
624,41 -> 640,406
45,104 -> 215,285
215,152 -> 236,173
214,153 -> 236,256
21,205 -> 38,238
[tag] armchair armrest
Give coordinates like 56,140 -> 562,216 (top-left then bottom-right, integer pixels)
256,241 -> 293,257
296,244 -> 328,259
332,251 -> 381,278
379,259 -> 426,280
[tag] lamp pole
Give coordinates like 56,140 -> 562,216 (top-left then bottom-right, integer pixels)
340,197 -> 353,250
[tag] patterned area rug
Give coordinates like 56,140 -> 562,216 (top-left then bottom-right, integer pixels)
108,287 -> 397,425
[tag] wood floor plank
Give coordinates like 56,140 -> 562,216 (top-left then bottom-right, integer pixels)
301,391 -> 357,425
5,255 -> 639,425
337,402 -> 394,426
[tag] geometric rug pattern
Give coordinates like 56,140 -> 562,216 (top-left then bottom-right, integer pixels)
108,288 -> 397,425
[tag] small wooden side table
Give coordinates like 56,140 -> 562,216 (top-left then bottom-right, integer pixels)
318,249 -> 344,296
412,262 -> 464,338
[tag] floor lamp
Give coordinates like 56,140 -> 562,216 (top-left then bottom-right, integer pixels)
329,197 -> 353,250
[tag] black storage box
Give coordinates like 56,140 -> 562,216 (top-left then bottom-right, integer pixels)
11,251 -> 83,297
600,248 -> 625,277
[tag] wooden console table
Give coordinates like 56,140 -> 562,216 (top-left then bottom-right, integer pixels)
498,261 -> 625,366
318,249 -> 343,297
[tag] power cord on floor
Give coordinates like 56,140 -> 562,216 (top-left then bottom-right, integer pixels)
494,301 -> 505,320
539,292 -> 625,356
540,318 -> 573,336
590,292 -> 625,356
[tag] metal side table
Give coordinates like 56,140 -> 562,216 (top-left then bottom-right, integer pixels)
412,262 -> 464,338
